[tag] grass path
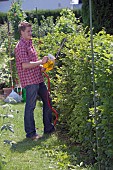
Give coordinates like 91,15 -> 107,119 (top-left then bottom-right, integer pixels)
0,101 -> 93,170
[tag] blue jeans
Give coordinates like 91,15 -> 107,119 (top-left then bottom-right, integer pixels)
24,82 -> 54,138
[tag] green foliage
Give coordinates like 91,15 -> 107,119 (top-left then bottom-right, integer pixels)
0,33 -> 18,87
92,30 -> 113,169
26,8 -> 82,25
0,104 -> 15,135
0,22 -> 8,46
26,9 -> 62,25
0,23 -> 11,87
0,12 -> 7,24
0,8 -> 82,26
0,38 -> 12,87
82,0 -> 113,34
7,0 -> 26,40
34,9 -> 113,168
55,9 -> 78,34
81,0 -> 89,28
0,1 -> 24,86
32,15 -> 55,38
1,5 -> 113,168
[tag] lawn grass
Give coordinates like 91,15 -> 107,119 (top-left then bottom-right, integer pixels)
0,100 -> 95,170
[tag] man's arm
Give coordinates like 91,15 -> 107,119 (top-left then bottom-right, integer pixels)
22,56 -> 48,69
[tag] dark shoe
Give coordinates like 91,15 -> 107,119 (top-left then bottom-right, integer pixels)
31,134 -> 42,141
27,134 -> 42,141
44,128 -> 55,135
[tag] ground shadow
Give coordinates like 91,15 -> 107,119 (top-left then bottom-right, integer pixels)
10,135 -> 50,153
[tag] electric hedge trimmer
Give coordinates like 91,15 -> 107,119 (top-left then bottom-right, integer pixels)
42,38 -> 66,125
43,38 -> 66,72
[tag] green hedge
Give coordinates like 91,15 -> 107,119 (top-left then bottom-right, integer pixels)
25,9 -> 63,24
82,0 -> 113,35
0,12 -> 7,24
34,9 -> 113,169
0,9 -> 82,25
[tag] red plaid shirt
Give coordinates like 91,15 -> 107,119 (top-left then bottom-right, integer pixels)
15,37 -> 44,88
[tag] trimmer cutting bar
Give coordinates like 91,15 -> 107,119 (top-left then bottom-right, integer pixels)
55,38 -> 66,59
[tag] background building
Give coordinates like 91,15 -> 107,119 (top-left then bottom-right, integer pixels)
0,0 -> 70,12
70,0 -> 82,10
0,0 -> 82,12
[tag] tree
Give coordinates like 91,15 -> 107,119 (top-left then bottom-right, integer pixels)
82,0 -> 113,34
8,0 -> 26,40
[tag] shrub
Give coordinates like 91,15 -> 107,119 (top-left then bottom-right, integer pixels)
82,0 -> 113,34
0,12 -> 7,24
35,9 -> 113,168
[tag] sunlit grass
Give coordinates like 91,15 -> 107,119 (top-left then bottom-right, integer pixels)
0,100 -> 95,170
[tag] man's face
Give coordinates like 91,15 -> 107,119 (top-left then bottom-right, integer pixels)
21,26 -> 32,40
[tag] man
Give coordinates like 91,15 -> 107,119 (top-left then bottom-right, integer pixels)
15,21 -> 55,140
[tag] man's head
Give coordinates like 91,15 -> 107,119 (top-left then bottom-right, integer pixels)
18,21 -> 32,40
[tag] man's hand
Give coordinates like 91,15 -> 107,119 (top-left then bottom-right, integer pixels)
41,67 -> 46,72
42,56 -> 48,64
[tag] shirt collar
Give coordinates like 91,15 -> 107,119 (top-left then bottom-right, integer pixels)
20,37 -> 32,46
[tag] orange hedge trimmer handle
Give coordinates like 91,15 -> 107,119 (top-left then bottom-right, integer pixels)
43,38 -> 66,72
43,72 -> 58,126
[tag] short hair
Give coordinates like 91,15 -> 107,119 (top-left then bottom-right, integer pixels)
18,21 -> 32,34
